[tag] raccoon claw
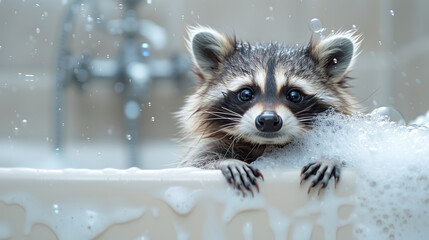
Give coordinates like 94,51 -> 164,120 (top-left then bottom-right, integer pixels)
300,159 -> 341,194
218,160 -> 263,197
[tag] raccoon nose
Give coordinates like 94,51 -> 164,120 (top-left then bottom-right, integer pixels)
255,111 -> 283,132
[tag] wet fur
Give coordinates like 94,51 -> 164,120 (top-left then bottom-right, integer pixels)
177,26 -> 362,195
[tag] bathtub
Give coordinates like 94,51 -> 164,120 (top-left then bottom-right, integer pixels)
0,168 -> 356,240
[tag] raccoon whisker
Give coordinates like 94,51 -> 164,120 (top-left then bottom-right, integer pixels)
220,107 -> 242,117
224,132 -> 244,158
202,110 -> 242,119
204,112 -> 242,120
204,115 -> 240,123
202,124 -> 236,137
297,119 -> 316,123
202,118 -> 240,124
297,116 -> 318,121
294,102 -> 319,116
244,142 -> 260,161
295,112 -> 319,120
203,117 -> 241,122
204,115 -> 241,122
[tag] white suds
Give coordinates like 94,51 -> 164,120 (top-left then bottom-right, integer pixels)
253,109 -> 429,239
160,186 -> 202,215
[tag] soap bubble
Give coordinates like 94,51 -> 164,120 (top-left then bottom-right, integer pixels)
253,109 -> 429,240
309,18 -> 326,34
370,106 -> 406,125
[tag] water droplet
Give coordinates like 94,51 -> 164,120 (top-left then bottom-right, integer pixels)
141,43 -> 150,56
126,134 -> 132,140
390,10 -> 395,16
352,24 -> 357,30
401,72 -> 407,77
151,117 -> 155,122
24,74 -> 35,82
9,56 -> 12,61
147,0 -> 152,4
97,152 -> 102,158
416,78 -> 421,84
118,3 -> 123,10
309,18 -> 325,34
53,204 -> 59,214
378,40 -> 382,45
268,6 -> 273,11
96,17 -> 101,24
148,102 -> 152,107
80,3 -> 85,11
85,15 -> 94,31
180,15 -> 185,20
55,148 -> 60,151
106,54 -> 110,59
333,58 -> 338,64
190,10 -> 194,15
35,3 -> 40,7
22,119 -> 27,126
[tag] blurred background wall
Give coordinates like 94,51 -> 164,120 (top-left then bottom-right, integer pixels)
0,0 -> 428,169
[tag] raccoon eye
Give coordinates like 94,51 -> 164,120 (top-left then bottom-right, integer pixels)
238,88 -> 254,102
287,89 -> 304,103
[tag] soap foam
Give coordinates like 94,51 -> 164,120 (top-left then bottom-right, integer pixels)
253,109 -> 429,240
161,186 -> 202,215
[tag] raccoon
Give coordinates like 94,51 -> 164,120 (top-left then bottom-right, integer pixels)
177,26 -> 361,196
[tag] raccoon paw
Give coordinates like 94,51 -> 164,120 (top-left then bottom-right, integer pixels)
218,160 -> 264,197
300,159 -> 341,195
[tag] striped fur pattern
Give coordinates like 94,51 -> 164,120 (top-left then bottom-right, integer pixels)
176,26 -> 361,195
178,27 -> 361,166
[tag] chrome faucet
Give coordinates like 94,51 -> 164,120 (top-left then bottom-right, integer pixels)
54,0 -> 189,167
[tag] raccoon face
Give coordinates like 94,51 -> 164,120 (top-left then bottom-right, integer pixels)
180,26 -> 360,145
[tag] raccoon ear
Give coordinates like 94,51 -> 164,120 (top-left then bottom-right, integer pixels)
188,27 -> 235,79
311,33 -> 360,80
